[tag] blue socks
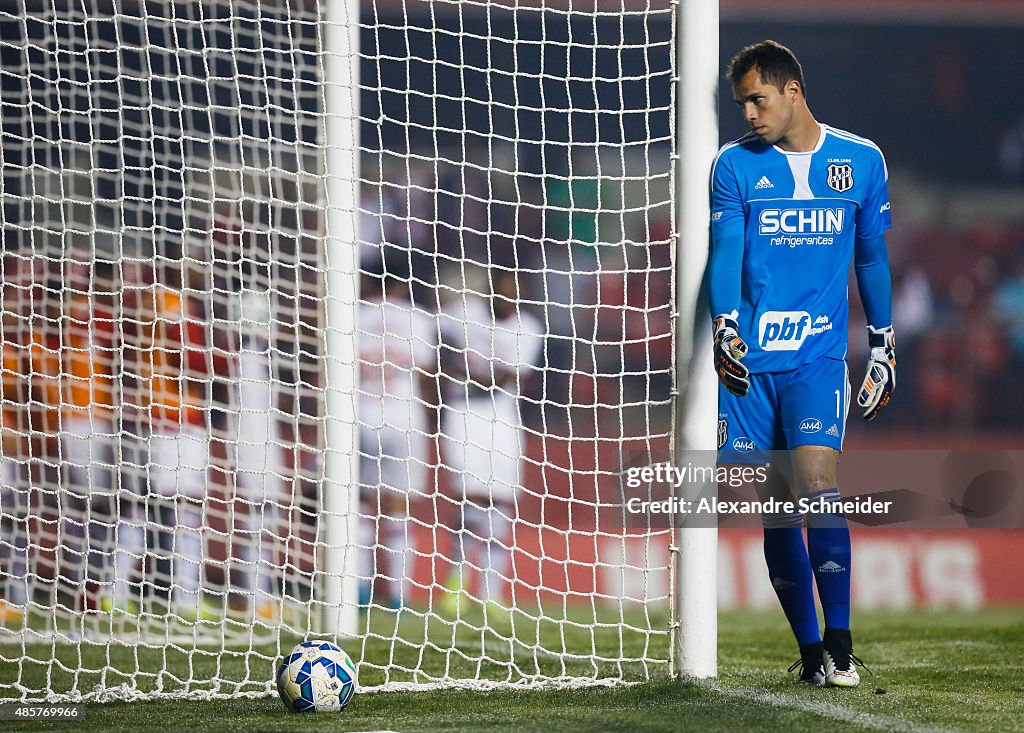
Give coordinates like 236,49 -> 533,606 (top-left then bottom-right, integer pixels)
762,511 -> 820,646
806,487 -> 852,630
763,486 -> 853,644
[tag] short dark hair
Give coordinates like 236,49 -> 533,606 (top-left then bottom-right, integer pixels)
727,40 -> 807,97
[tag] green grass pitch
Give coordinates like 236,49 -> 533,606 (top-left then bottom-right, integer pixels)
2,607 -> 1022,732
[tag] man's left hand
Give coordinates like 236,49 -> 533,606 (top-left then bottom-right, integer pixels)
857,325 -> 896,421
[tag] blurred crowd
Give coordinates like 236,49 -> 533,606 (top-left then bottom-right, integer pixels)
861,219 -> 1024,433
359,147 -> 674,436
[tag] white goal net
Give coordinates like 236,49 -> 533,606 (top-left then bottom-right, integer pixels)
0,0 -> 679,700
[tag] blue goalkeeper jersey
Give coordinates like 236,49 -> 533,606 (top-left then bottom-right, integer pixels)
710,123 -> 892,373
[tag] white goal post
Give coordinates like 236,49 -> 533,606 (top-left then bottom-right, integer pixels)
320,0 -> 362,641
0,0 -> 717,701
674,0 -> 719,679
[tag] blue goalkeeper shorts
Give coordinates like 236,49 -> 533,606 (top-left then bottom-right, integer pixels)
718,357 -> 850,463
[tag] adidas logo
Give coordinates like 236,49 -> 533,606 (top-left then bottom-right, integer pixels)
826,424 -> 840,437
772,577 -> 795,591
754,175 -> 774,190
817,561 -> 846,574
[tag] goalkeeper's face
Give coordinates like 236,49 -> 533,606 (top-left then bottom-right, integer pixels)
732,68 -> 797,146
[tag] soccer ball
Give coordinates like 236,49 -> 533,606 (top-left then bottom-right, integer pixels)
276,640 -> 357,713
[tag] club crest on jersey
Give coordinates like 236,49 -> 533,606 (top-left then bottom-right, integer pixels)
826,163 -> 854,193
718,419 -> 728,449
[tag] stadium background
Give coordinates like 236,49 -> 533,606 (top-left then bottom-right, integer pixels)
1,0 -> 1022,612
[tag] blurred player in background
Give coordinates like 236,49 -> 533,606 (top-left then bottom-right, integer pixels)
24,275 -> 65,609
231,288 -> 287,623
439,268 -> 543,617
356,261 -> 439,610
0,265 -> 65,618
134,260 -> 226,619
59,260 -> 143,614
0,269 -> 30,624
710,40 -> 894,687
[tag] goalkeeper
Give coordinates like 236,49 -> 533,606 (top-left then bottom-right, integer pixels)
709,40 -> 895,688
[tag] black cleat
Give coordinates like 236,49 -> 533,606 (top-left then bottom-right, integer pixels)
788,641 -> 826,686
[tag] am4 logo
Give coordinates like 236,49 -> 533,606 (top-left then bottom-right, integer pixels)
799,418 -> 822,434
731,437 -> 756,452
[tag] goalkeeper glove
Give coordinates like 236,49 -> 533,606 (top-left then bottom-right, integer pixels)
713,314 -> 749,397
857,325 -> 896,421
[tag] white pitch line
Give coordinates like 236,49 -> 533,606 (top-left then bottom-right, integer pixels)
704,682 -> 963,733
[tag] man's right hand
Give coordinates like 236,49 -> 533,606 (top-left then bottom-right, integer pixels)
713,314 -> 750,397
